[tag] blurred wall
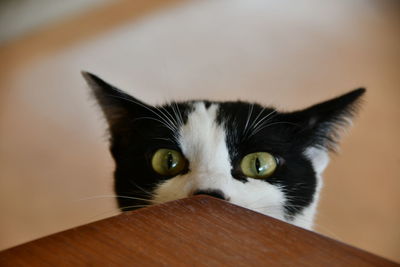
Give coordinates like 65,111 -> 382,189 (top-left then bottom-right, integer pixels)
0,0 -> 399,262
0,0 -> 110,43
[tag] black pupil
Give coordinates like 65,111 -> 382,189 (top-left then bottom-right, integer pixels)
255,157 -> 261,174
167,152 -> 174,169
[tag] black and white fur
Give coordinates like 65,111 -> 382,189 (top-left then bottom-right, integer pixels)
83,72 -> 364,229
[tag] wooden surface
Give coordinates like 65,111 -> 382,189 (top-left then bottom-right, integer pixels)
0,196 -> 397,266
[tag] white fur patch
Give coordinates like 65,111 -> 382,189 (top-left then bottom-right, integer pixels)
305,147 -> 330,175
153,102 -> 288,222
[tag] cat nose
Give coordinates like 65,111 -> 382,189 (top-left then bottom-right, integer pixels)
192,189 -> 226,200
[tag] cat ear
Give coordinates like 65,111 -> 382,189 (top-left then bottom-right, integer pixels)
284,88 -> 366,152
82,71 -> 150,131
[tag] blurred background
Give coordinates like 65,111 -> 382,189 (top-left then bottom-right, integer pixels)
0,0 -> 399,262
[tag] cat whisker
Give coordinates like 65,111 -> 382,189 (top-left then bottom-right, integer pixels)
132,117 -> 176,133
247,106 -> 266,136
243,103 -> 254,137
106,94 -> 178,133
250,112 -> 278,135
76,194 -> 153,203
171,100 -> 184,127
248,121 -> 300,138
241,194 -> 281,208
159,105 -> 180,131
86,204 -> 151,222
145,104 -> 178,131
169,102 -> 180,127
249,110 -> 277,135
128,181 -> 157,199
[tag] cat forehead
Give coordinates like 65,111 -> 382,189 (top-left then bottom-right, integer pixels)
164,100 -> 274,126
178,102 -> 231,171
173,100 -> 281,159
179,102 -> 226,146
161,100 -> 279,149
178,101 -> 225,150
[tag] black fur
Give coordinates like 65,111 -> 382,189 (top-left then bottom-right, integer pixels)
83,72 -> 193,209
216,102 -> 316,217
216,89 -> 365,217
83,72 -> 364,218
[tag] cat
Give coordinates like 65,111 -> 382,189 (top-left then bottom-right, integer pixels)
83,71 -> 365,230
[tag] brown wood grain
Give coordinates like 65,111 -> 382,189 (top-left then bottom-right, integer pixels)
0,196 -> 397,266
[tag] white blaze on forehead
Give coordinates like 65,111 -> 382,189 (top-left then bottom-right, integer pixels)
179,103 -> 232,185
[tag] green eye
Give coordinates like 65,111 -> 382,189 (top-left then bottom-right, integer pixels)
240,152 -> 277,179
151,149 -> 186,176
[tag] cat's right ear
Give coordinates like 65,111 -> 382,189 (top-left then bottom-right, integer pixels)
82,71 -> 150,131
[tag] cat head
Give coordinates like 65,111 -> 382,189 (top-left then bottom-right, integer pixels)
83,72 -> 365,229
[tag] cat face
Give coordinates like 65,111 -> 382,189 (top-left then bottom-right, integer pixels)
83,72 -> 364,229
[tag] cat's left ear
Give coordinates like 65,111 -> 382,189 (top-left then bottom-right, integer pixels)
82,71 -> 152,136
283,88 -> 366,152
